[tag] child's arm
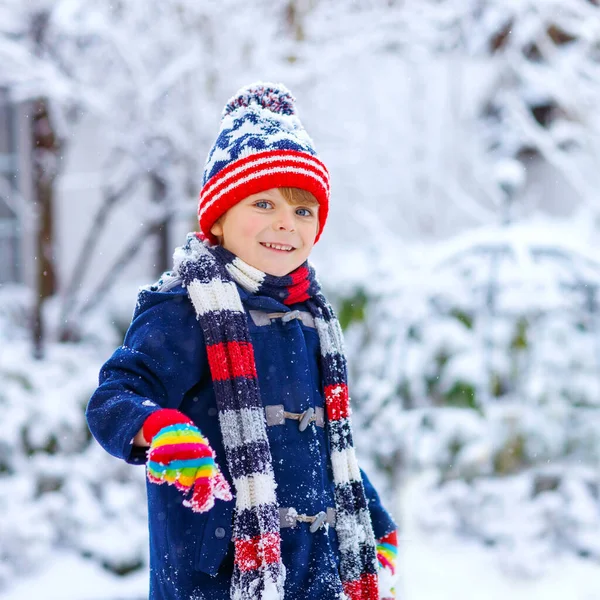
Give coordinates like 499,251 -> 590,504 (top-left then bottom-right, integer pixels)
133,427 -> 150,447
86,285 -> 206,464
361,468 -> 398,539
86,286 -> 233,512
360,468 -> 399,599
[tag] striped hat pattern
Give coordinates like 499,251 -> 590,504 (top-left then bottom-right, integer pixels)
173,235 -> 379,600
198,82 -> 330,245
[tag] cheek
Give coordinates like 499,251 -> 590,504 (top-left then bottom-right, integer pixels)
238,215 -> 265,238
301,221 -> 319,245
223,215 -> 263,245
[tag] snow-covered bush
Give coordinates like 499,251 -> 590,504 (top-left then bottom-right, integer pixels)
417,466 -> 600,578
0,311 -> 148,589
336,220 -> 600,571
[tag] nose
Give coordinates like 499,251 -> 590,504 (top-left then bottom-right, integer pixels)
273,208 -> 295,232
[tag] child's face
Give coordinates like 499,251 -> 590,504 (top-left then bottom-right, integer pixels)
210,188 -> 319,276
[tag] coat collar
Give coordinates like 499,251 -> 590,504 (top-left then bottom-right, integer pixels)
236,283 -> 295,313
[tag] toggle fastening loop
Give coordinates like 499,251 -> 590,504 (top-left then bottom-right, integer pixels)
298,407 -> 315,432
309,511 -> 328,533
281,310 -> 302,323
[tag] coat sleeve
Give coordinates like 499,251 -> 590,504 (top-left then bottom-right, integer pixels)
361,468 -> 398,539
85,285 -> 207,465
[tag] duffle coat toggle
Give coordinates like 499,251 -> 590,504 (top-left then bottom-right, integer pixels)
249,309 -> 315,328
279,507 -> 336,532
265,404 -> 325,429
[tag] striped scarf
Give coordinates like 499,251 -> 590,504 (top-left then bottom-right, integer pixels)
174,233 -> 379,600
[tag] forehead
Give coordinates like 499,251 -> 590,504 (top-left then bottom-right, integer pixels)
246,188 -> 319,207
247,188 -> 284,200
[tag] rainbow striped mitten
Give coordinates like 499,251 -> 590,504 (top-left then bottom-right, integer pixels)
143,409 -> 232,513
377,529 -> 398,599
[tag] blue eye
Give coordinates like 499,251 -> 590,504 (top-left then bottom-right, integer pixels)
254,200 -> 272,209
296,207 -> 313,217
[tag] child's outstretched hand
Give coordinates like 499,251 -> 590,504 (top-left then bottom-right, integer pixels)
142,409 -> 232,513
376,529 -> 398,599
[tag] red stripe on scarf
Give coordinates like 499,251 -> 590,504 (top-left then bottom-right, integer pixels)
285,265 -> 311,305
342,573 -> 379,600
206,341 -> 258,380
234,532 -> 282,572
325,383 -> 350,421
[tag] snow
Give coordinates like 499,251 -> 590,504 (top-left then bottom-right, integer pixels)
1,474 -> 598,600
399,474 -> 600,600
3,0 -> 600,598
0,552 -> 148,600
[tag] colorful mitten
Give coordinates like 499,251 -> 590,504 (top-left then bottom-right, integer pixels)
377,529 -> 398,599
143,409 -> 232,512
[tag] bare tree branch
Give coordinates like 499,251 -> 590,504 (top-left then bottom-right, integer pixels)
57,169 -> 142,338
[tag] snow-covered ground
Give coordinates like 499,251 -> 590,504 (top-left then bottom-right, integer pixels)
0,553 -> 148,600
398,474 -> 600,600
2,473 -> 598,600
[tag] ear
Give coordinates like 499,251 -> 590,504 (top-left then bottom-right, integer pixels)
210,219 -> 224,237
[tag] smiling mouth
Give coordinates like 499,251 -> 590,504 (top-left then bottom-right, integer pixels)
260,242 -> 295,253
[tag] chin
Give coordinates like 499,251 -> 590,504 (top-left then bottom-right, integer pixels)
266,268 -> 290,277
265,263 -> 294,277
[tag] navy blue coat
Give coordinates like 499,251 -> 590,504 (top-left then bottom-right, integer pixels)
86,280 -> 396,600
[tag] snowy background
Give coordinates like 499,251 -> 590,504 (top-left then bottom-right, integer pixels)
1,0 -> 600,598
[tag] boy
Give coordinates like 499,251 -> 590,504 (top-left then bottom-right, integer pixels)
86,82 -> 398,600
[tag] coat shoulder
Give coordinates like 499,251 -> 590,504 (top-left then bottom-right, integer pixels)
144,271 -> 184,294
133,272 -> 188,320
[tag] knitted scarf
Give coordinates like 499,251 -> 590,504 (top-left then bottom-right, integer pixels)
173,233 -> 379,600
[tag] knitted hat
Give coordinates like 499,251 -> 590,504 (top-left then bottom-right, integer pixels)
198,82 -> 330,245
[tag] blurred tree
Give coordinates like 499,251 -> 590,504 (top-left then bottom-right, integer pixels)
468,0 -> 600,209
31,98 -> 60,358
0,3 -> 65,357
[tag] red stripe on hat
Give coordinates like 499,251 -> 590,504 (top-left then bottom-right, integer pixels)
342,573 -> 379,600
234,532 -> 281,572
206,341 -> 258,381
201,150 -> 329,204
285,266 -> 310,304
200,159 -> 328,218
325,383 -> 350,421
200,154 -> 329,220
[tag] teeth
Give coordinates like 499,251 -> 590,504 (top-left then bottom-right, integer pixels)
263,243 -> 293,251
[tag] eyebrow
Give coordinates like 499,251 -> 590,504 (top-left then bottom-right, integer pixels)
249,190 -> 277,200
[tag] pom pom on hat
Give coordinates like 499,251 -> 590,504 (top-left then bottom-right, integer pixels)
222,82 -> 297,117
198,81 -> 330,245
